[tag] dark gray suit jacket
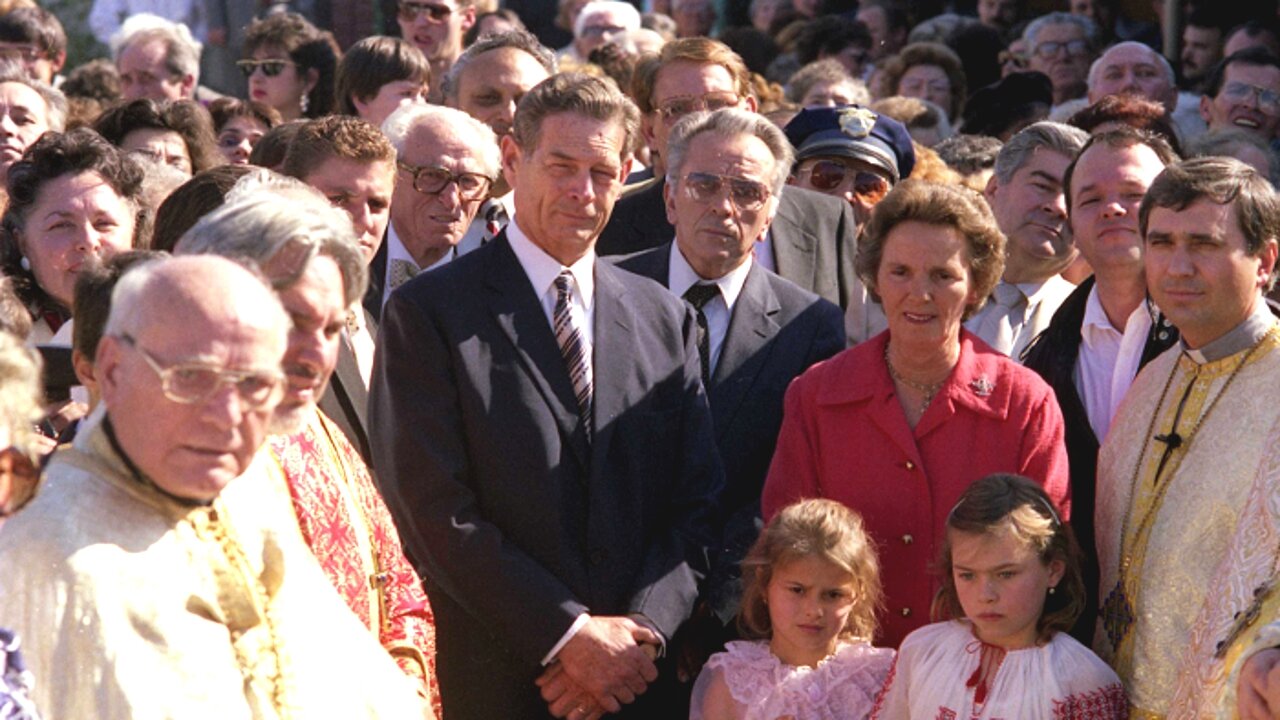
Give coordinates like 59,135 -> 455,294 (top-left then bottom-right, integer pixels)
369,233 -> 724,718
615,244 -> 845,622
597,178 -> 859,310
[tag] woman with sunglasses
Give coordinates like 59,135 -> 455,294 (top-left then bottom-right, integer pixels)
240,13 -> 340,122
761,179 -> 1069,648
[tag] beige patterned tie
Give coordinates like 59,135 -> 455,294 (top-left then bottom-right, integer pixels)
389,258 -> 420,290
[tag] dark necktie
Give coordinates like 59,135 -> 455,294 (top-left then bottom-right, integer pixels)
554,271 -> 593,441
683,282 -> 720,388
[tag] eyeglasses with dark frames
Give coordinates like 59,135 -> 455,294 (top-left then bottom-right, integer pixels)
117,333 -> 284,410
236,59 -> 296,78
398,161 -> 493,201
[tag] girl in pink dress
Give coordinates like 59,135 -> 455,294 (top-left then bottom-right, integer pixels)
871,474 -> 1126,719
691,499 -> 895,720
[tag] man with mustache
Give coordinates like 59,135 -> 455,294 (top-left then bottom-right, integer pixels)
965,121 -> 1088,360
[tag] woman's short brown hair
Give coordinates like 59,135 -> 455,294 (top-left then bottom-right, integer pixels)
93,98 -> 222,174
932,474 -> 1084,644
207,97 -> 281,135
855,179 -> 1004,319
739,499 -> 882,643
880,42 -> 967,121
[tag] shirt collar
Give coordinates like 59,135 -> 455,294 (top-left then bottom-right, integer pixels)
386,223 -> 418,272
506,213 -> 596,307
667,240 -> 752,313
1015,275 -> 1071,305
1183,298 -> 1276,364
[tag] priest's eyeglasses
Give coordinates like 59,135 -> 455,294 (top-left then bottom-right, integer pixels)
117,333 -> 284,409
680,172 -> 772,210
398,162 -> 493,201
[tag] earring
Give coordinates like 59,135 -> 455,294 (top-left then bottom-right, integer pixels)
19,256 -> 29,271
299,93 -> 309,115
1048,586 -> 1056,595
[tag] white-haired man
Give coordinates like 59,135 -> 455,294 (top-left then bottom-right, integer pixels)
112,16 -> 202,102
561,0 -> 640,65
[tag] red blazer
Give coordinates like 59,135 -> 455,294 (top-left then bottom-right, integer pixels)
762,330 -> 1070,647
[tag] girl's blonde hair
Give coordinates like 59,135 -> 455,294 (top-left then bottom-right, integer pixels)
739,499 -> 882,642
932,474 -> 1083,643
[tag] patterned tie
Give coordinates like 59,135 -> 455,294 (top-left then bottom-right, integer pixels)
553,271 -> 593,441
389,258 -> 420,290
483,202 -> 508,244
683,282 -> 720,388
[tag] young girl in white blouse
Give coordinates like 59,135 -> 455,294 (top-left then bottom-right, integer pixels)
691,499 -> 895,720
871,473 -> 1127,719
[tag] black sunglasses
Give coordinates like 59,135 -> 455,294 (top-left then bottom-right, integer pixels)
398,1 -> 454,22
236,59 -> 294,78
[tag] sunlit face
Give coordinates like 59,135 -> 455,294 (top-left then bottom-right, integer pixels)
645,61 -> 754,174
1028,22 -> 1091,101
1144,198 -> 1277,349
502,112 -> 631,265
951,525 -> 1064,649
452,47 -> 551,137
665,131 -> 778,280
1181,25 -> 1222,82
800,79 -> 861,107
764,555 -> 858,667
303,157 -> 395,263
392,121 -> 492,266
875,221 -> 978,348
247,46 -> 314,121
789,155 -> 891,226
397,0 -> 476,65
354,78 -> 428,129
216,115 -> 268,165
0,41 -> 60,85
1069,141 -> 1166,274
985,148 -> 1073,280
98,298 -> 285,502
0,81 -> 49,185
574,6 -> 632,58
1199,62 -> 1280,140
121,128 -> 192,176
118,38 -> 192,101
1088,44 -> 1177,110
19,171 -> 136,309
272,256 -> 346,431
898,64 -> 952,117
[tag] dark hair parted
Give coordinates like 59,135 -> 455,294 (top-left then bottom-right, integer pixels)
1139,156 -> 1280,274
630,37 -> 754,114
1204,47 -> 1280,100
207,97 -> 281,134
243,12 -> 341,118
0,6 -> 66,58
335,36 -> 430,117
72,249 -> 165,361
151,164 -> 255,252
247,120 -> 306,170
855,179 -> 1004,320
512,72 -> 641,156
1,128 -> 148,311
933,474 -> 1084,644
1067,94 -> 1182,155
739,499 -> 882,643
283,115 -> 396,180
93,98 -> 222,174
1063,126 -> 1178,218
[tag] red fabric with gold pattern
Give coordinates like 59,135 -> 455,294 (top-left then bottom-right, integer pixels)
270,410 -> 440,717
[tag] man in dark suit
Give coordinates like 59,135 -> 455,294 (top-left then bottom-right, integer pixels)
370,73 -> 723,720
613,108 -> 844,641
284,115 -> 396,466
1022,127 -> 1180,640
596,38 -> 860,311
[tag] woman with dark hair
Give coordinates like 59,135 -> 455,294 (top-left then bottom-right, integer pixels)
241,12 -> 340,121
334,36 -> 429,129
92,98 -> 221,176
207,97 -> 281,165
0,128 -> 148,343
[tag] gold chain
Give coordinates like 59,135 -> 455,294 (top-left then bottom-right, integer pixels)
885,343 -> 945,417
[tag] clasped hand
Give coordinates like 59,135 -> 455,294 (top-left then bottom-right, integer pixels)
536,615 -> 660,719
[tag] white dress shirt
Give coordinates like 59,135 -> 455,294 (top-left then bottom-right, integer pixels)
1075,287 -> 1153,441
965,275 -> 1076,360
667,241 -> 752,376
344,307 -> 376,389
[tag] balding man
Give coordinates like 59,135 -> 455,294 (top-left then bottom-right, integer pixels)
366,103 -> 501,322
0,255 -> 426,718
1087,40 -> 1207,141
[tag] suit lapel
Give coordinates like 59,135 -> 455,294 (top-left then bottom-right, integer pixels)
710,265 -> 780,442
484,236 -> 591,471
588,262 -> 635,472
768,190 -> 817,288
363,237 -> 388,323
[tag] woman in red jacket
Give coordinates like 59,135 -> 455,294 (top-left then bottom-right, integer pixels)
761,179 -> 1070,648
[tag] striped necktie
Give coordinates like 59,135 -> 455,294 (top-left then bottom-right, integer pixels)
553,271 -> 593,441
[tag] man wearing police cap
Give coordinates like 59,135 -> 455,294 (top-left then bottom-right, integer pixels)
785,105 -> 916,344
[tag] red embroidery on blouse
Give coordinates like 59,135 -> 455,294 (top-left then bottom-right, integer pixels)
869,653 -> 898,718
1050,683 -> 1129,719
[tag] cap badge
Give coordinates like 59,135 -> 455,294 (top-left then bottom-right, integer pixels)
838,107 -> 877,139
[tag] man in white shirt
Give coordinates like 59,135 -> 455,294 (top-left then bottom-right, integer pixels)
966,120 -> 1088,360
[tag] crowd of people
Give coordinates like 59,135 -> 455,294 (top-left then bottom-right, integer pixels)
0,0 -> 1276,718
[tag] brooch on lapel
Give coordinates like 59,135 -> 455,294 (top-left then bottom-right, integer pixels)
969,376 -> 995,397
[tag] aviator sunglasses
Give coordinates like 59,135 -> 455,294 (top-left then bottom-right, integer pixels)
800,160 -> 890,200
237,59 -> 295,78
